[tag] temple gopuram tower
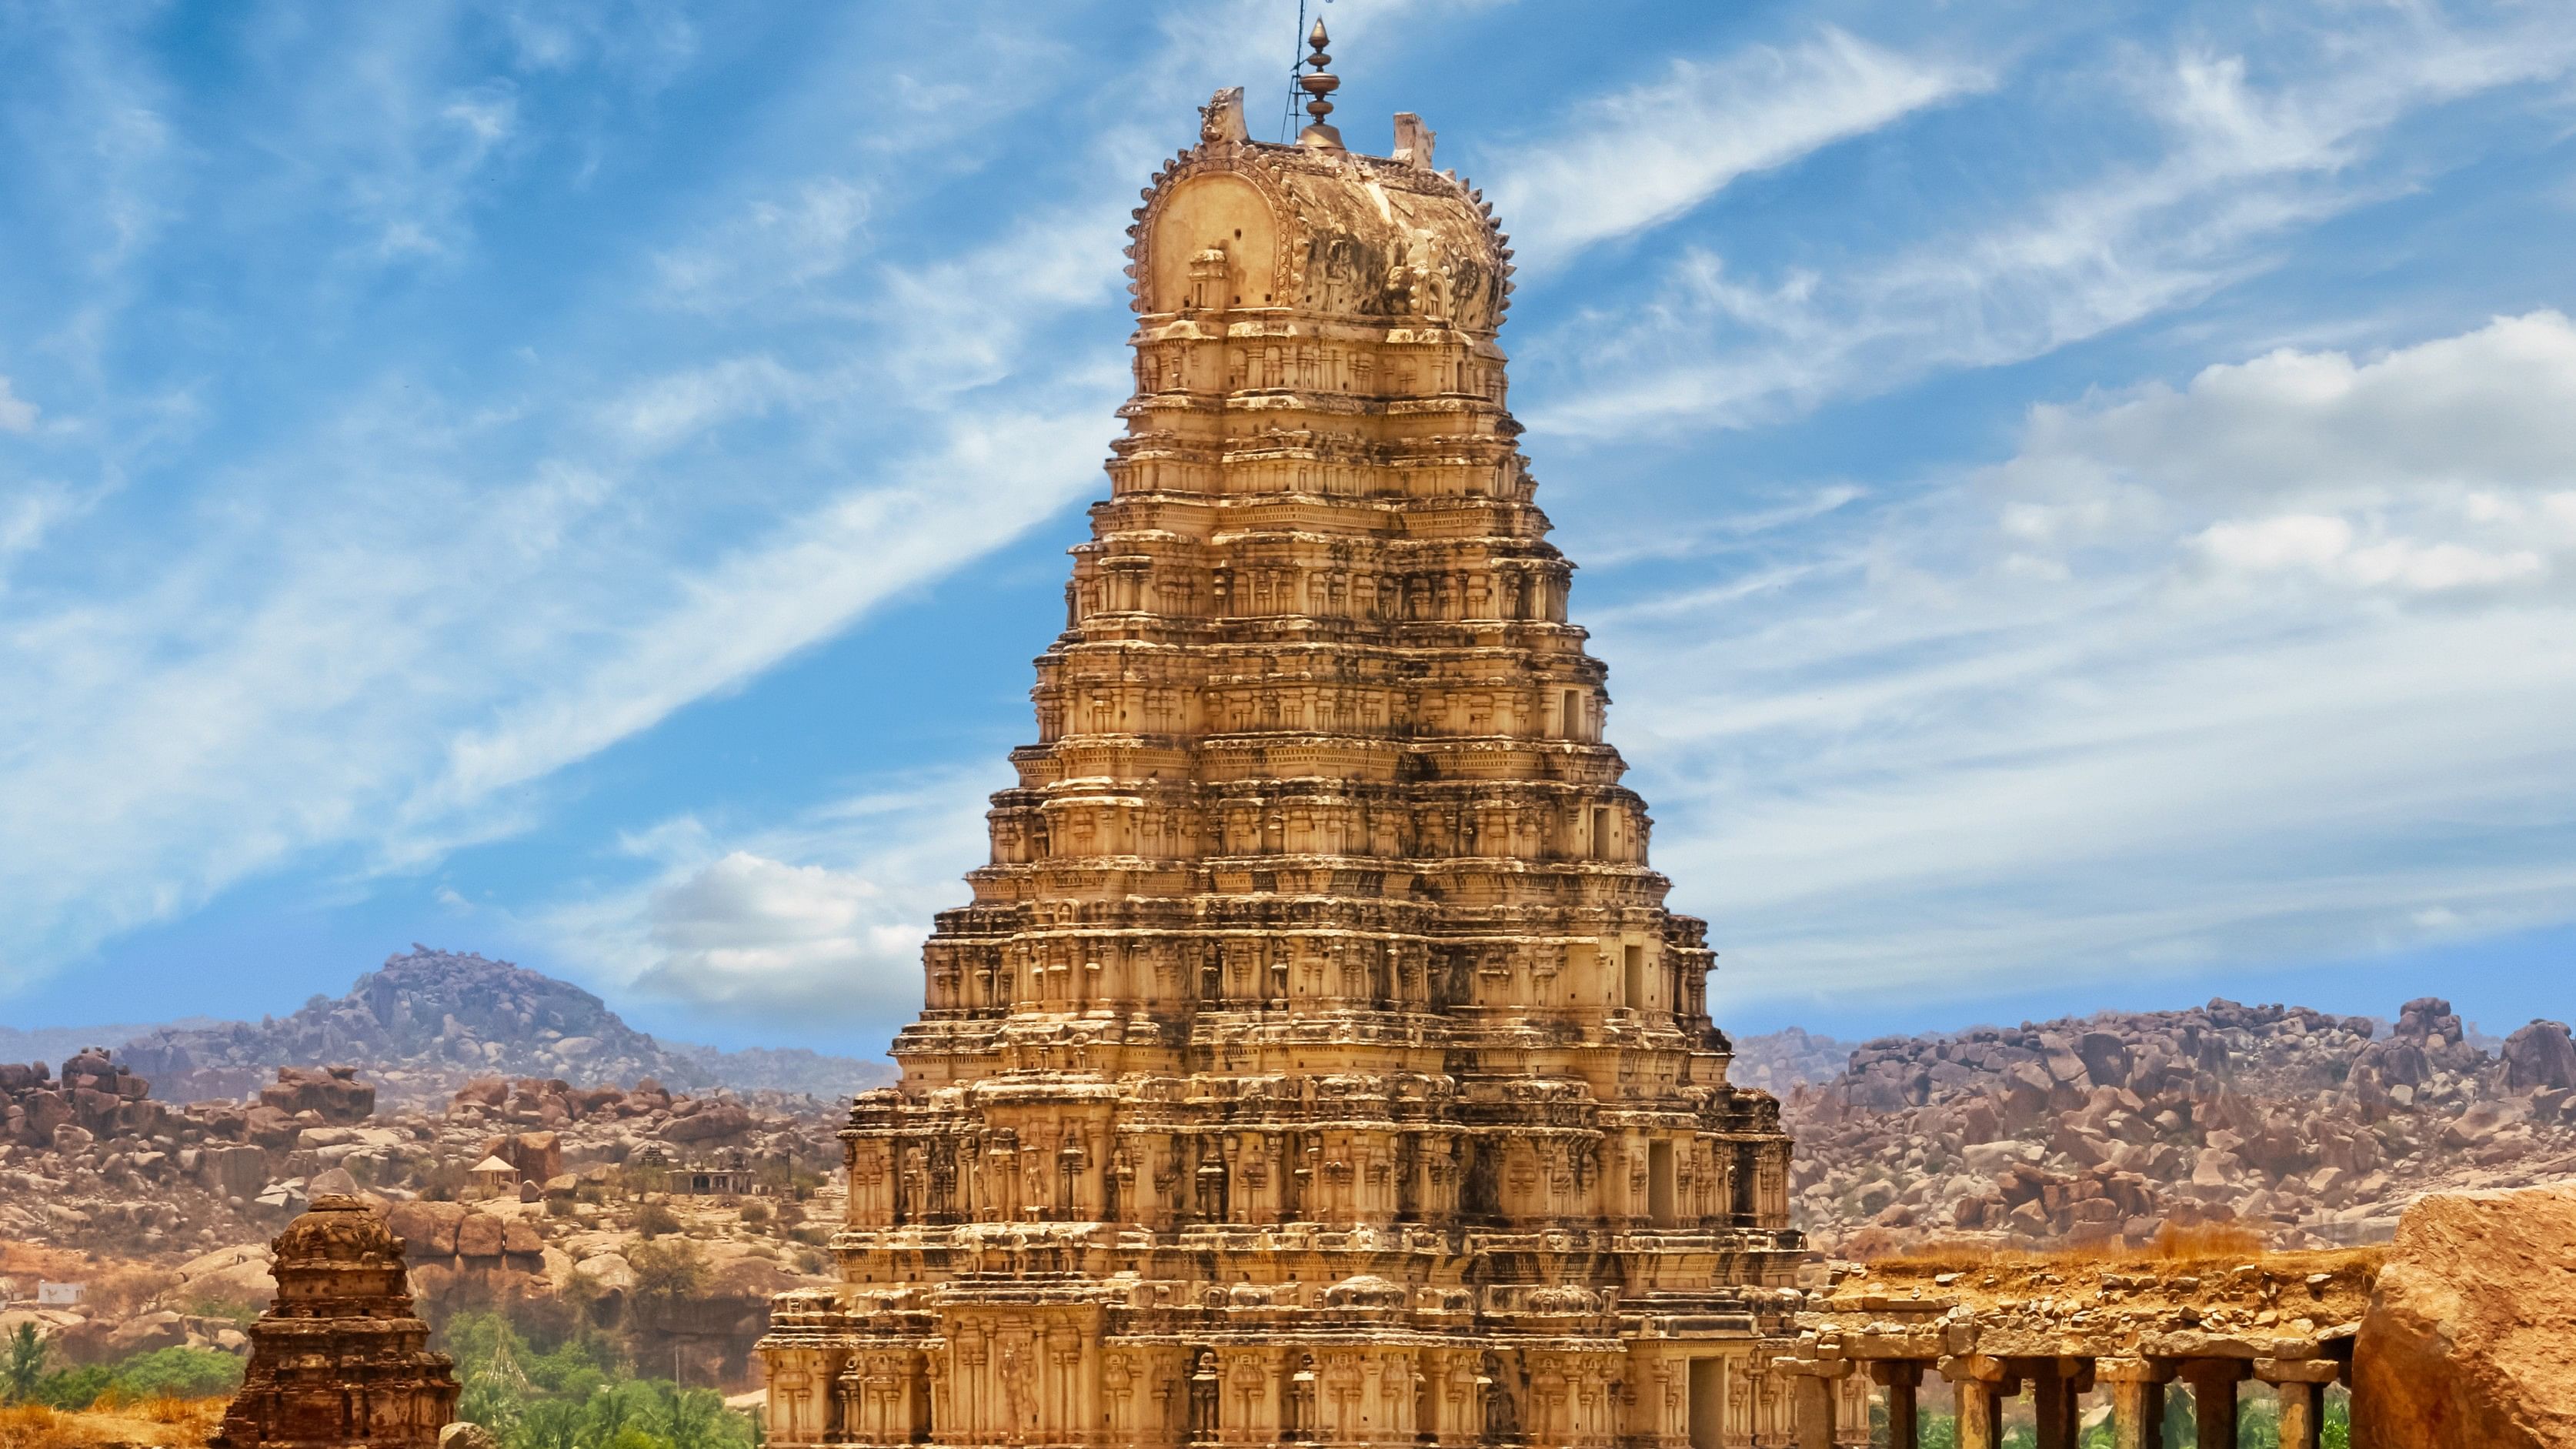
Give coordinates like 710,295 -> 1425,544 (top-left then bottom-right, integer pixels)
765,34 -> 1805,1449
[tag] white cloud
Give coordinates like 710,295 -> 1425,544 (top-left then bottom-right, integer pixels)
638,853 -> 919,1003
1603,313 -> 2576,1013
655,178 -> 873,312
1529,10 -> 2576,439
1491,29 -> 1987,271
528,772 -> 996,1025
599,355 -> 816,451
0,1 -> 1136,994
2000,311 -> 2576,594
0,377 -> 36,432
415,403 -> 1106,817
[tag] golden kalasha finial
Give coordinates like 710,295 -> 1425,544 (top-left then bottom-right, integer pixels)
1297,18 -> 1343,150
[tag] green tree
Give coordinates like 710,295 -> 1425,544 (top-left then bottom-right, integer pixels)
3,1322 -> 45,1404
512,1397 -> 587,1449
109,1347 -> 245,1400
35,1363 -> 115,1410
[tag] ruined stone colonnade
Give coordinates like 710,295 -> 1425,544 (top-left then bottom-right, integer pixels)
1783,1253 -> 2376,1449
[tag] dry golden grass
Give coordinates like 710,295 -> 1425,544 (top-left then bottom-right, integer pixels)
1865,1220 -> 2379,1271
0,1396 -> 226,1449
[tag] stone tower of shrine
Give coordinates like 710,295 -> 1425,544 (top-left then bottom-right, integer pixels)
211,1194 -> 459,1449
763,35 -> 1807,1449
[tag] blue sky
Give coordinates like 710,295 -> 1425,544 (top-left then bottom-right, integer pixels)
5,0 -> 2576,1060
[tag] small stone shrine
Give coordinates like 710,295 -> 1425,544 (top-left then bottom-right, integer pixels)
761,25 -> 1810,1449
212,1193 -> 460,1449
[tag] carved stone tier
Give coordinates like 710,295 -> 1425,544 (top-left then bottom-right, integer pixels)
763,72 -> 1803,1449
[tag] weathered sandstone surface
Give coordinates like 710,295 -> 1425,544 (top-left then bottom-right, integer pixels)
209,1194 -> 458,1449
2351,1181 -> 2576,1448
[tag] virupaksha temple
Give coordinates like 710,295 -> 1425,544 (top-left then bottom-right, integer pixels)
757,25 -> 1824,1449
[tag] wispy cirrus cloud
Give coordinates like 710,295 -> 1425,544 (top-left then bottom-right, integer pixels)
0,378 -> 37,433
1527,8 -> 2576,439
0,0 -> 1475,1004
1491,28 -> 1989,272
7,0 -> 2576,1047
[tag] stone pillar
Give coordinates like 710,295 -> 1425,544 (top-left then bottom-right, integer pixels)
2094,1357 -> 2173,1449
1780,1358 -> 1850,1449
2182,1360 -> 2248,1449
1939,1357 -> 2015,1449
2255,1359 -> 2341,1449
1867,1361 -> 1925,1449
2030,1358 -> 2088,1449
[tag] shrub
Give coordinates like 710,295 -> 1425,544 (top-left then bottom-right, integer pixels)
104,1347 -> 245,1402
633,1202 -> 681,1239
736,1202 -> 770,1227
32,1364 -> 114,1411
626,1240 -> 709,1308
419,1157 -> 472,1203
182,1294 -> 262,1327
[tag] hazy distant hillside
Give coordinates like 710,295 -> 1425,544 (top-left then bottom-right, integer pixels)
670,1041 -> 893,1100
1730,1026 -> 1862,1095
108,946 -> 892,1106
0,1019 -> 227,1069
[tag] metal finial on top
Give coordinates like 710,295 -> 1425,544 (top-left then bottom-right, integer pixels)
1297,18 -> 1343,150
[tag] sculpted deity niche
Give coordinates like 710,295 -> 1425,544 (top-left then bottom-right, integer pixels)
761,28 -> 1811,1449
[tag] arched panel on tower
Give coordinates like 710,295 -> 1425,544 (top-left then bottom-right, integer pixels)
1145,173 -> 1280,313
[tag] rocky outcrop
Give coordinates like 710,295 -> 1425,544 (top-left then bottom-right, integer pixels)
0,1055 -> 839,1260
104,947 -> 895,1107
2501,1019 -> 2576,1092
2353,1181 -> 2576,1448
2,1049 -> 174,1146
120,948 -> 721,1106
1784,996 -> 2576,1254
259,1065 -> 375,1123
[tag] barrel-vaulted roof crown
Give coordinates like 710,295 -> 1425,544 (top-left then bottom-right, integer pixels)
1124,88 -> 1513,336
271,1192 -> 407,1270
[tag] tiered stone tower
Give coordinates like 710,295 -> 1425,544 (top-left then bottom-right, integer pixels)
765,36 -> 1805,1449
212,1194 -> 460,1449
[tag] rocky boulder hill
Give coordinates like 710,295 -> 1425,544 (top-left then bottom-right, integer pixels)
1730,1027 -> 1863,1097
111,947 -> 892,1108
0,1051 -> 843,1259
1786,995 -> 2576,1257
117,947 -> 708,1107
